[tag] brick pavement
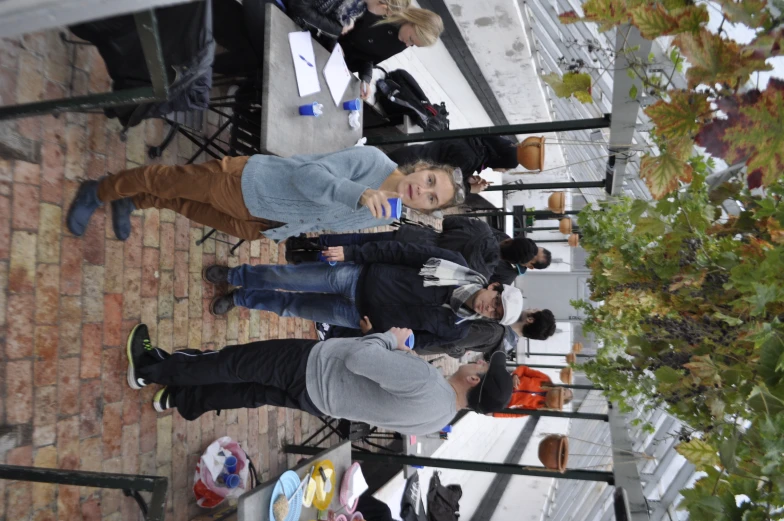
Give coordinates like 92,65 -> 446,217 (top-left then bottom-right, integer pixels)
0,29 -> 459,521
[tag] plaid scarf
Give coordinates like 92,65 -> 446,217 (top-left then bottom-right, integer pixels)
419,258 -> 489,323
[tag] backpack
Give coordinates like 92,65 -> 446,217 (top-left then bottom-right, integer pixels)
400,473 -> 428,521
375,68 -> 450,132
427,472 -> 462,521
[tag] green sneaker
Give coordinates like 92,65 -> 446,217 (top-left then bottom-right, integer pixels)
126,323 -> 153,390
153,387 -> 173,413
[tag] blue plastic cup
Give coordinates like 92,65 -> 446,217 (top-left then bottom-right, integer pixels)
224,455 -> 237,474
405,333 -> 415,349
317,252 -> 337,267
299,102 -> 323,116
384,198 -> 402,219
441,425 -> 452,433
218,472 -> 240,488
343,98 -> 361,110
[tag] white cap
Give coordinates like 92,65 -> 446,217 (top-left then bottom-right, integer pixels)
500,285 -> 524,326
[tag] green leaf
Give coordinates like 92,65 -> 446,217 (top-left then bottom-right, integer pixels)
676,438 -> 720,470
627,68 -> 636,80
719,436 -> 738,472
713,312 -> 743,326
644,90 -> 711,141
743,282 -> 782,316
628,199 -> 649,223
715,0 -> 771,29
542,72 -> 593,103
655,366 -> 682,384
629,84 -> 638,100
640,149 -> 694,200
648,52 -> 656,63
633,216 -> 666,236
747,385 -> 784,415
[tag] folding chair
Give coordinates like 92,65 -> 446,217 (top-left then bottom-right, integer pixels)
301,418 -> 402,454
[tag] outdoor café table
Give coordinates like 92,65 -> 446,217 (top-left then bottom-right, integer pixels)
260,4 -> 363,156
403,433 -> 444,478
238,440 -> 352,521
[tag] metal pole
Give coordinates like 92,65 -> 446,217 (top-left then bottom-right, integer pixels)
283,446 -> 615,483
497,409 -> 609,421
553,384 -> 602,390
483,180 -> 606,192
522,226 -> 579,232
536,239 -> 574,243
507,363 -> 572,369
365,115 -> 612,146
526,352 -> 592,358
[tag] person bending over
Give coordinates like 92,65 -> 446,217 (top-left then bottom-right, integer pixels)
125,324 -> 513,435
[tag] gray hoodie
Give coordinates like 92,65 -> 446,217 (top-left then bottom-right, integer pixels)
306,333 -> 458,435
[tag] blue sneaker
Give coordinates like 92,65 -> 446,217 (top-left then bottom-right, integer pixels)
66,180 -> 103,237
111,198 -> 135,241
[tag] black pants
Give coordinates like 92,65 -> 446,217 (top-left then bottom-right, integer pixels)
137,339 -> 323,420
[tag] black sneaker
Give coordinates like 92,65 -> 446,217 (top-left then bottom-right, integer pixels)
126,323 -> 153,390
315,322 -> 331,341
210,291 -> 236,316
153,387 -> 173,412
202,265 -> 229,285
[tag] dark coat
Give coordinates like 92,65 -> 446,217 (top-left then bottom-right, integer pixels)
385,217 -> 500,279
348,241 -> 474,349
489,228 -> 519,285
388,136 -> 519,192
415,321 -> 507,358
286,0 -> 364,40
338,12 -> 406,83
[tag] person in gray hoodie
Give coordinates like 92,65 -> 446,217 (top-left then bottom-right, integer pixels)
125,323 -> 513,435
66,146 -> 464,243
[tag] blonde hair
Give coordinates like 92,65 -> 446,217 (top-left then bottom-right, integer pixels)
376,7 -> 444,47
382,0 -> 412,13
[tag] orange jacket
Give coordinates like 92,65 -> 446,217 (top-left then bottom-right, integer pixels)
493,366 -> 553,418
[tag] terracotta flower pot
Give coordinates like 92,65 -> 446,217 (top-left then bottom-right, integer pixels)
544,388 -> 565,410
548,192 -> 565,214
516,136 -> 546,171
560,367 -> 573,384
559,218 -> 573,234
572,342 -> 583,354
538,434 -> 569,472
568,234 -> 580,247
565,353 -> 577,364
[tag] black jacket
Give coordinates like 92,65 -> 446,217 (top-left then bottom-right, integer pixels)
388,136 -> 518,192
286,0 -> 357,40
338,12 -> 406,83
415,321 -> 506,358
380,217 -> 500,279
347,242 -> 473,349
489,228 -> 518,285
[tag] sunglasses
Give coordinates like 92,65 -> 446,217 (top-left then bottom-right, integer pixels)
451,168 -> 466,205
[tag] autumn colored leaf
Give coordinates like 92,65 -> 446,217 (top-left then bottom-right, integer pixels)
675,438 -> 720,471
674,29 -> 771,89
573,0 -> 632,32
684,354 -> 717,379
645,91 -> 711,141
640,148 -> 693,199
746,27 -> 784,60
670,5 -> 710,34
558,10 -> 580,24
714,0 -> 771,29
542,72 -> 593,103
630,4 -> 678,39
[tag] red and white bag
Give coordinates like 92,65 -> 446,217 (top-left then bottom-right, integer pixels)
193,436 -> 257,508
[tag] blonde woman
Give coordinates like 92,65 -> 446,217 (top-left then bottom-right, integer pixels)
338,7 -> 444,98
288,0 -> 411,40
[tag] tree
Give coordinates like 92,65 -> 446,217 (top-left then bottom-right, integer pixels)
557,1 -> 784,518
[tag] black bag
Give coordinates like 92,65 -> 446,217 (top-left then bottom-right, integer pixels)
376,68 -> 450,132
427,472 -> 462,521
69,0 -> 215,128
400,473 -> 428,521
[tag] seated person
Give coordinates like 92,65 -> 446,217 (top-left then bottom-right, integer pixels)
205,241 -> 524,350
493,365 -> 573,418
287,217 -> 541,283
288,0 -> 410,41
126,324 -> 513,435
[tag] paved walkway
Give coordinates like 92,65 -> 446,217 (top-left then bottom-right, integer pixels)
0,29 -> 459,521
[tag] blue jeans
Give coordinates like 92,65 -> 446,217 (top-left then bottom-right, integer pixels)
319,231 -> 397,248
229,263 -> 363,328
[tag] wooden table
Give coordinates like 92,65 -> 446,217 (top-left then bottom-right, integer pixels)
237,441 -> 352,521
260,4 -> 363,157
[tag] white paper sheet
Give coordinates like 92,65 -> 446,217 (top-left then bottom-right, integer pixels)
322,43 -> 353,106
288,31 -> 321,97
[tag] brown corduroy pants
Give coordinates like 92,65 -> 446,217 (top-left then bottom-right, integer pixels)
96,156 -> 282,241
